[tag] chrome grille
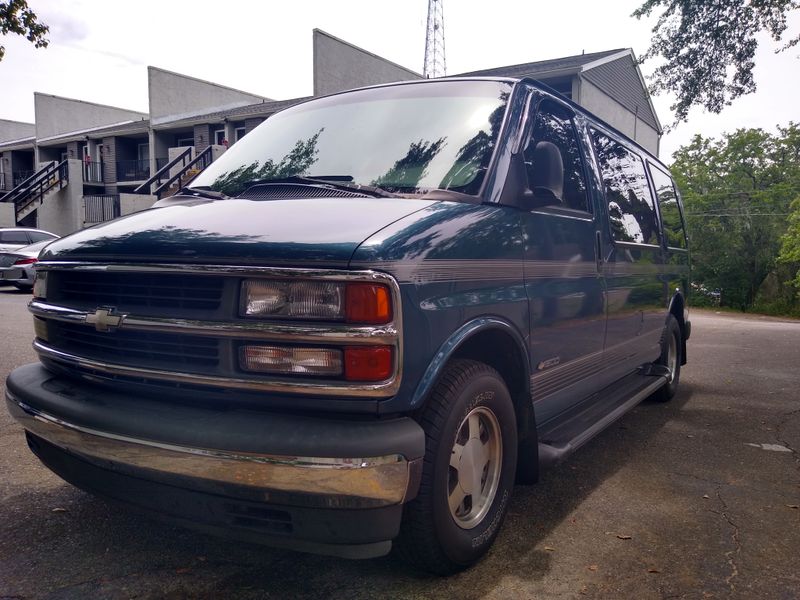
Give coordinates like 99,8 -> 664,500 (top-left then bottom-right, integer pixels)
49,321 -> 220,371
50,271 -> 225,311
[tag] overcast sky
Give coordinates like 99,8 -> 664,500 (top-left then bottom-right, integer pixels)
1,0 -> 797,161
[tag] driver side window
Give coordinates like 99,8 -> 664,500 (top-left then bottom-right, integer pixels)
523,101 -> 589,212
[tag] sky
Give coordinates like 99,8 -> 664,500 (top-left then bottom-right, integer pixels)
0,0 -> 797,162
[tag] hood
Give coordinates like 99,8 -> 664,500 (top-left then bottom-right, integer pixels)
40,197 -> 437,266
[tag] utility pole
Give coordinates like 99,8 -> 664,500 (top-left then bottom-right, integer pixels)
423,0 -> 446,78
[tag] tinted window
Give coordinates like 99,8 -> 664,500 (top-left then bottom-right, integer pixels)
591,130 -> 659,245
649,164 -> 687,249
27,231 -> 56,243
524,101 -> 589,212
0,230 -> 30,243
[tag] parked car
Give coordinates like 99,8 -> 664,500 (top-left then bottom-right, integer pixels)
0,228 -> 58,253
5,77 -> 690,575
0,239 -> 57,291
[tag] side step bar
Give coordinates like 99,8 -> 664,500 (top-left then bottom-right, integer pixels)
537,373 -> 667,469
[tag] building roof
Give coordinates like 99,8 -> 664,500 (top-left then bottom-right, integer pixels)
37,119 -> 151,146
152,97 -> 311,129
456,49 -> 627,79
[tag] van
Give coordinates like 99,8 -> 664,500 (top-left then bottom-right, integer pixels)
5,77 -> 690,574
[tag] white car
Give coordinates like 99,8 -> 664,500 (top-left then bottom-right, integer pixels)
0,228 -> 58,253
0,239 -> 56,291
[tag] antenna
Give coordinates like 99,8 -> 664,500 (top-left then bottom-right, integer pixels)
423,0 -> 446,78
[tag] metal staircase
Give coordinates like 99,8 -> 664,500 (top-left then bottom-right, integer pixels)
0,160 -> 69,223
134,146 -> 214,199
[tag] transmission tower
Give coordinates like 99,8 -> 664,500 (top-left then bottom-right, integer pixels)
423,0 -> 446,78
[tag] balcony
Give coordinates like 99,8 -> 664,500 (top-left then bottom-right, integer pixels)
13,171 -> 35,188
116,159 -> 150,183
83,161 -> 104,184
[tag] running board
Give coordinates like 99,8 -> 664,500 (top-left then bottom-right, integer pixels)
537,372 -> 667,469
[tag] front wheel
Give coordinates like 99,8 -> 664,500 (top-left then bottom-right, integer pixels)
650,315 -> 682,402
396,359 -> 517,575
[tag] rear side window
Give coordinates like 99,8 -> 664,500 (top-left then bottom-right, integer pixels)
27,231 -> 55,243
524,101 -> 589,212
591,130 -> 659,245
0,231 -> 30,244
649,164 -> 687,249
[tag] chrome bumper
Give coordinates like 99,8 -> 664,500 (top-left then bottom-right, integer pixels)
7,395 -> 421,509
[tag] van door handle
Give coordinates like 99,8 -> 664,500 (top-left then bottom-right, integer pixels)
595,231 -> 603,272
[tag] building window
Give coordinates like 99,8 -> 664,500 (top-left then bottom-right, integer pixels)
234,127 -> 246,142
214,129 -> 226,145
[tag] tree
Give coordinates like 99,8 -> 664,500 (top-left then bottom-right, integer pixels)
0,0 -> 48,61
671,124 -> 800,310
778,197 -> 800,297
633,0 -> 799,124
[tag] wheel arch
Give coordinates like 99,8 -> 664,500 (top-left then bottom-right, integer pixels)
410,317 -> 538,478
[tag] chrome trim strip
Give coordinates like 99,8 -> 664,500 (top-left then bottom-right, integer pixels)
34,340 -> 399,397
9,398 -> 413,507
29,301 -> 399,345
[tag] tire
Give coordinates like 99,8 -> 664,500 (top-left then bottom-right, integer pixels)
396,359 -> 517,575
650,315 -> 682,402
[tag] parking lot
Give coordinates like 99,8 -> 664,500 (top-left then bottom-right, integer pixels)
1,286 -> 798,599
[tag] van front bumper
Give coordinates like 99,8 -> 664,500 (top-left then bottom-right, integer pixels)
5,363 -> 425,558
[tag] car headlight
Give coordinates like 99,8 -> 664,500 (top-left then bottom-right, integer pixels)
241,279 -> 391,324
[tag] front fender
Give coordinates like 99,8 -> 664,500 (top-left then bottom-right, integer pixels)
409,317 -> 530,409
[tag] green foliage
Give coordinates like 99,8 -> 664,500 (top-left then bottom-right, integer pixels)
633,0 -> 799,124
671,123 -> 800,312
778,197 -> 800,296
0,0 -> 48,61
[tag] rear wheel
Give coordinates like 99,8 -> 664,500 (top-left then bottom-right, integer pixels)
396,359 -> 517,575
651,315 -> 682,402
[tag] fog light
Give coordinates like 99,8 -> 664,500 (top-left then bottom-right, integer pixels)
344,346 -> 393,381
240,345 -> 343,376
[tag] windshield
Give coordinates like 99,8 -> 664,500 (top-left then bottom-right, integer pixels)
191,80 -> 513,198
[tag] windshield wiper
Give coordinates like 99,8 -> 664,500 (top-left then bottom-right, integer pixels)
179,186 -> 229,200
241,176 -> 399,199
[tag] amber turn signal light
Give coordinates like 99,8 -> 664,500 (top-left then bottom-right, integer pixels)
345,283 -> 392,324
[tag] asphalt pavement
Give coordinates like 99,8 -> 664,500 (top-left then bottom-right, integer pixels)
1,286 -> 798,599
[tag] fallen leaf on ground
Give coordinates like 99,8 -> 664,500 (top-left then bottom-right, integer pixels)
702,494 -> 710,499
616,534 -> 632,540
648,568 -> 662,573
787,504 -> 799,509
544,546 -> 555,552
588,564 -> 598,571
51,507 -> 67,513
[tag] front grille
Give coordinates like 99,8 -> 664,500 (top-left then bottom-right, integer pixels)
48,321 -> 220,371
50,271 -> 225,312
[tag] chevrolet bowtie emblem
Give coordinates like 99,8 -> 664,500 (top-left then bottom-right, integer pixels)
85,307 -> 125,332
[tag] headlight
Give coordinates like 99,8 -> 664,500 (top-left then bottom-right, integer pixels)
241,279 -> 391,324
242,280 -> 344,320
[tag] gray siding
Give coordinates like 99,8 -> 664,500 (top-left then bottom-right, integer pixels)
582,55 -> 659,132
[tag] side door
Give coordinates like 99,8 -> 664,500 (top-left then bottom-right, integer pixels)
518,97 -> 608,424
590,129 -> 665,381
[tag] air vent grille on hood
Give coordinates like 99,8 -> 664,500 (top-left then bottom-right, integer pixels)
237,183 -> 369,201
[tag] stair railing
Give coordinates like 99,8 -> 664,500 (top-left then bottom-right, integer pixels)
134,146 -> 214,199
0,160 -> 69,219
